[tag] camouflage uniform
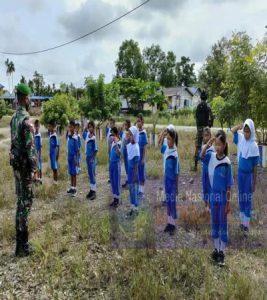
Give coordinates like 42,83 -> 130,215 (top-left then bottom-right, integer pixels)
10,105 -> 37,255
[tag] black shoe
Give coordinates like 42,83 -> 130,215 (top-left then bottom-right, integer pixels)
71,189 -> 77,197
67,188 -> 73,194
164,224 -> 172,233
243,226 -> 249,238
113,198 -> 119,208
86,190 -> 93,199
108,179 -> 111,183
210,249 -> 219,263
239,224 -> 245,231
110,200 -> 116,208
126,209 -> 134,217
89,191 -> 96,201
217,251 -> 225,266
122,181 -> 128,188
169,225 -> 176,236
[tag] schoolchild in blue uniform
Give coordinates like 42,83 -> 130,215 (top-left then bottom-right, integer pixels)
106,118 -> 116,183
126,126 -> 140,217
161,128 -> 180,236
48,120 -> 60,184
75,121 -> 82,175
34,119 -> 42,183
109,127 -> 122,208
66,120 -> 79,197
121,119 -> 131,188
200,127 -> 215,209
136,114 -> 148,197
83,120 -> 98,200
231,119 -> 260,234
201,130 -> 233,266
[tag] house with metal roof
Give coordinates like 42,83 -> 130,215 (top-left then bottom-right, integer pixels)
163,86 -> 201,111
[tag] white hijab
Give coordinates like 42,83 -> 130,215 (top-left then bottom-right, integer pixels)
238,119 -> 259,159
127,126 -> 140,160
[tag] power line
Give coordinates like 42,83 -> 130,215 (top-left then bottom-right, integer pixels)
0,0 -> 150,56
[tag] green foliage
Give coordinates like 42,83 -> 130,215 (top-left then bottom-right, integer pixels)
176,56 -> 196,86
41,93 -> 80,128
249,73 -> 267,144
200,31 -> 267,130
79,74 -> 121,126
0,100 -> 7,120
116,39 -> 147,80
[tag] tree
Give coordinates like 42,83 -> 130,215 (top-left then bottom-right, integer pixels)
198,38 -> 229,100
116,39 -> 147,80
5,59 -> 15,92
143,44 -> 165,81
41,94 -> 80,131
33,71 -> 45,95
176,56 -> 196,86
20,76 -> 27,84
79,74 -> 121,127
0,100 -> 7,120
159,51 -> 177,87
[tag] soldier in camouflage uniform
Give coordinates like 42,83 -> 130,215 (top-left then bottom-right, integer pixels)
10,83 -> 37,257
193,91 -> 213,171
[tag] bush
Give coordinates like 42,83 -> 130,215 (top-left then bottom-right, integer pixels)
41,93 -> 80,129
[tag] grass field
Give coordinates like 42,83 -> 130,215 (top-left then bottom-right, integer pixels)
0,128 -> 266,299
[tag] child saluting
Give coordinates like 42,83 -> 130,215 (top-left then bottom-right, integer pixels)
201,130 -> 233,266
231,119 -> 260,235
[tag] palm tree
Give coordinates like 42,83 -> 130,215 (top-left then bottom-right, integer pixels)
4,59 -> 15,92
5,59 -> 11,92
9,61 -> 15,92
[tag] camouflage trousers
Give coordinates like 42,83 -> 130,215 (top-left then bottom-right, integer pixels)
195,126 -> 205,149
13,169 -> 33,232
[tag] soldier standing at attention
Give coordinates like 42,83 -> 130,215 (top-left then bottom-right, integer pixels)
10,83 -> 37,257
193,91 -> 214,171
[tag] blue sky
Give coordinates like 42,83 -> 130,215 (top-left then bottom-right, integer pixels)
0,0 -> 266,91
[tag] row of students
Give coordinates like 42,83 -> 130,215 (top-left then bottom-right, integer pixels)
34,116 -> 260,267
106,115 -> 148,197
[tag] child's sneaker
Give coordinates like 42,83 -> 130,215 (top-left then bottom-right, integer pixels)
67,188 -> 73,194
169,225 -> 176,236
210,249 -> 219,263
164,224 -> 172,233
243,226 -> 249,238
89,191 -> 96,201
126,209 -> 134,218
113,198 -> 119,208
86,190 -> 93,199
217,251 -> 225,266
71,189 -> 77,197
122,181 -> 128,188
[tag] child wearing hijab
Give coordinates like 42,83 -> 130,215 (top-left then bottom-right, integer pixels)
231,119 -> 260,234
127,126 -> 140,217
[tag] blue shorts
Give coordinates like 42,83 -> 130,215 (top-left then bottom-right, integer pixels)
68,156 -> 77,176
50,152 -> 58,171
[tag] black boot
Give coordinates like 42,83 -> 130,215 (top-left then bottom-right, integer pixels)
22,229 -> 33,256
89,191 -> 96,200
15,230 -> 24,257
